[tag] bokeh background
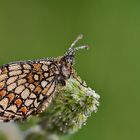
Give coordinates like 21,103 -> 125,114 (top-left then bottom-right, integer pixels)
0,0 -> 140,140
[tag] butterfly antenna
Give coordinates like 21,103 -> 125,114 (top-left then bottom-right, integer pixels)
65,34 -> 89,56
74,45 -> 89,52
70,34 -> 83,49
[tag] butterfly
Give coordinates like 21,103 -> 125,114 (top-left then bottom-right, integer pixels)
0,34 -> 89,122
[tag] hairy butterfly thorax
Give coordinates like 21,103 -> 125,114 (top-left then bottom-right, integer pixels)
0,34 -> 89,122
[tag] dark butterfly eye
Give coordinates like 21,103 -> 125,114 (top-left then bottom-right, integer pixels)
65,55 -> 74,64
58,76 -> 66,86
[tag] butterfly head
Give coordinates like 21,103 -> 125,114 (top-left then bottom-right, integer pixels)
63,34 -> 89,65
59,34 -> 89,79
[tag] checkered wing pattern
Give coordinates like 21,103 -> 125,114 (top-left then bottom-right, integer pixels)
0,60 -> 58,121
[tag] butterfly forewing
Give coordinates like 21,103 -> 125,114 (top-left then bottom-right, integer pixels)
0,60 -> 58,121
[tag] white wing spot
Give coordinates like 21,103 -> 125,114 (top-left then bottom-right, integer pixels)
34,74 -> 39,81
7,76 -> 18,85
21,88 -> 30,99
0,98 -> 9,109
0,81 -> 5,90
9,64 -> 21,71
7,105 -> 17,113
29,93 -> 36,99
17,79 -> 27,85
34,99 -> 39,108
15,85 -> 25,94
41,81 -> 48,88
47,82 -> 55,96
23,70 -> 30,74
39,94 -> 44,100
29,84 -> 35,91
19,74 -> 27,79
23,64 -> 31,69
44,73 -> 48,77
0,74 -> 8,82
42,65 -> 48,71
7,83 -> 17,91
9,70 -> 22,76
25,99 -> 33,106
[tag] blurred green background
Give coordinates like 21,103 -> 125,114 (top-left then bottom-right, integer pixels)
0,0 -> 139,140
